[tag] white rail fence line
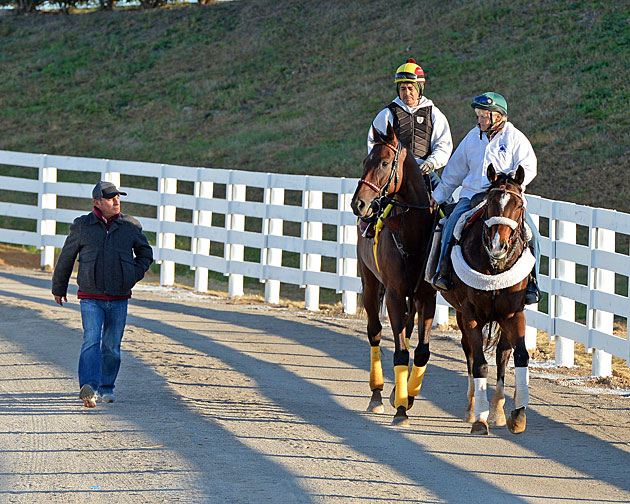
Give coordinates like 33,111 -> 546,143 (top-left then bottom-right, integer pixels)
0,150 -> 628,375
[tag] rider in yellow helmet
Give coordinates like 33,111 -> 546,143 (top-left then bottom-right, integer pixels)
362,58 -> 453,237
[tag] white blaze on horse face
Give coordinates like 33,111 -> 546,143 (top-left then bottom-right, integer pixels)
491,229 -> 502,254
499,192 -> 511,212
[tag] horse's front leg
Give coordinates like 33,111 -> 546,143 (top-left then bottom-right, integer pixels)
386,290 -> 411,426
359,264 -> 385,414
461,314 -> 490,435
488,333 -> 511,427
501,312 -> 529,434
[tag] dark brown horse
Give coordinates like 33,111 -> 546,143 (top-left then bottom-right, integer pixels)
440,165 -> 533,435
351,123 -> 436,426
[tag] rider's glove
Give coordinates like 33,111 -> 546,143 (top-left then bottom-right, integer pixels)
419,160 -> 434,174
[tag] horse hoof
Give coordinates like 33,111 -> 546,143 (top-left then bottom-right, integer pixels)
488,410 -> 507,427
389,387 -> 414,411
506,408 -> 527,434
367,401 -> 384,414
470,420 -> 489,435
392,406 -> 409,426
470,420 -> 490,436
407,395 -> 415,411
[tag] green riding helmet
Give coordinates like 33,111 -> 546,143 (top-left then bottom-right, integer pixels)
471,92 -> 508,116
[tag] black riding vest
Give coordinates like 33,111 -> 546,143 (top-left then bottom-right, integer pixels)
387,102 -> 433,160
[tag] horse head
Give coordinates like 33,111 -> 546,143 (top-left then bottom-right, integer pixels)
351,123 -> 406,218
482,164 -> 526,265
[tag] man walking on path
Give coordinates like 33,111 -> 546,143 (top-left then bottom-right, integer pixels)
52,181 -> 153,407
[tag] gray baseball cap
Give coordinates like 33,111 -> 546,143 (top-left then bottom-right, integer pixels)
92,181 -> 127,199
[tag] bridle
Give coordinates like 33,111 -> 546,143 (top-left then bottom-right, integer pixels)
482,183 -> 526,269
358,141 -> 403,198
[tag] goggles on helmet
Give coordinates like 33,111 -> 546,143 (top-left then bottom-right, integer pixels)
473,95 -> 494,106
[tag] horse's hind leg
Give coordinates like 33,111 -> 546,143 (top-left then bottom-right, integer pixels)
458,312 -> 475,424
361,272 -> 385,414
406,284 -> 436,411
489,333 -> 510,427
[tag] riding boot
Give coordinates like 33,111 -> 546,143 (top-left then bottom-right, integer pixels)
359,217 -> 375,238
431,258 -> 452,292
524,275 -> 541,305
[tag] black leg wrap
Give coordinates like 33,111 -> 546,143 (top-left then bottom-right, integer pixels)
414,350 -> 430,367
393,349 -> 410,367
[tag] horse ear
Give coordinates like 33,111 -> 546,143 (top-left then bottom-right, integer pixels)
487,163 -> 497,184
372,125 -> 387,144
385,121 -> 396,143
514,165 -> 525,185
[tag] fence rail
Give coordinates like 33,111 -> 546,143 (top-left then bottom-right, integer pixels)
0,150 -> 628,375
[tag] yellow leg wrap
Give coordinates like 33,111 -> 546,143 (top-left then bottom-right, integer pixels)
394,365 -> 409,409
369,346 -> 384,391
405,337 -> 410,351
407,364 -> 427,397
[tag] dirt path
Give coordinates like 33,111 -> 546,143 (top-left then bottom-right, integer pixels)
0,266 -> 629,503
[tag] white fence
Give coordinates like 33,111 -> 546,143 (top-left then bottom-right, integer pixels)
0,150 -> 628,376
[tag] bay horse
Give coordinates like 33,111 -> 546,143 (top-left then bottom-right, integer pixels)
439,164 -> 533,435
350,123 -> 436,426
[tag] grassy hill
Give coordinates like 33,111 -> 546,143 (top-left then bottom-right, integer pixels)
0,0 -> 629,211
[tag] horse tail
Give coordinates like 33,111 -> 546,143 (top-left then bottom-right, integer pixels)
483,321 -> 502,352
356,285 -> 386,318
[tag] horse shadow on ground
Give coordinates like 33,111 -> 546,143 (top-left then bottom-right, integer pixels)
1,270 -> 629,502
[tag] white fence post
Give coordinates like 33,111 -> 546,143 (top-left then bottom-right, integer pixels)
525,213 -> 539,350
227,182 -> 245,297
38,155 -> 56,271
264,186 -> 284,304
555,220 -> 576,367
304,189 -> 322,311
102,161 -> 120,189
339,191 -> 357,314
591,227 -> 614,377
159,172 -> 177,286
194,179 -> 213,293
434,294 -> 450,328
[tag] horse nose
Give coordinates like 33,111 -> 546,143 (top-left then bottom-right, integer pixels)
351,198 -> 367,216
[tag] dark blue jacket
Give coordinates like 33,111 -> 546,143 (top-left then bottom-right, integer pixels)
52,212 -> 153,297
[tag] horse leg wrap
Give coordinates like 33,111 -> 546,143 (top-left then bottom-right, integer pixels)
394,365 -> 409,409
369,346 -> 384,391
473,377 -> 489,423
407,364 -> 427,397
514,367 -> 530,410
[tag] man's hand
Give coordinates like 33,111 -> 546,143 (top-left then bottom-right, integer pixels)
54,295 -> 67,306
419,160 -> 434,174
429,198 -> 439,213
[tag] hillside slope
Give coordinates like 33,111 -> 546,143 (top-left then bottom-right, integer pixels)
0,0 -> 628,211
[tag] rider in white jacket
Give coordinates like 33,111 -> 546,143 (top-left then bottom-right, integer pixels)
430,92 -> 541,304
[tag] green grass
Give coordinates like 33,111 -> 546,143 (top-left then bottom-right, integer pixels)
0,0 -> 628,212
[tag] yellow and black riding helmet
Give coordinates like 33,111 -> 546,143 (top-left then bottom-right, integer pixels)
394,58 -> 426,96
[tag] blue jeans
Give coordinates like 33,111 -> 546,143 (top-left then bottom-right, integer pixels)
79,299 -> 128,395
436,197 -> 540,281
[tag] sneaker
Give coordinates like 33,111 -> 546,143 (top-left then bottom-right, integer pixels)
79,384 -> 97,408
101,393 -> 115,403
